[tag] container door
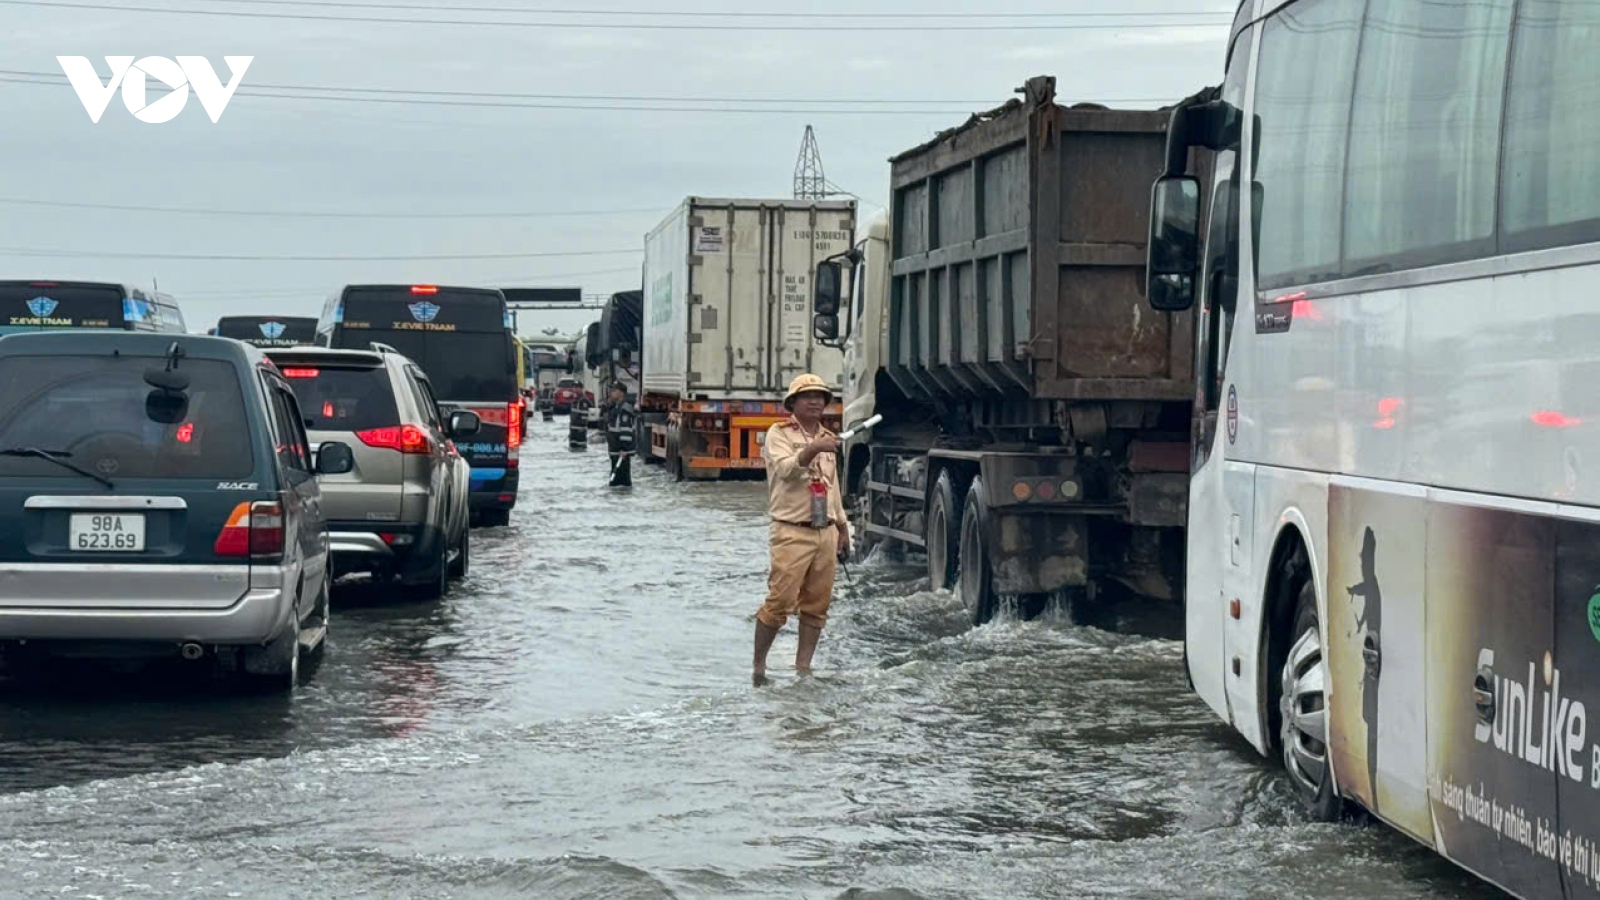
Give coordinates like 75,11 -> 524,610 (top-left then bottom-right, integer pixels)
773,206 -> 852,395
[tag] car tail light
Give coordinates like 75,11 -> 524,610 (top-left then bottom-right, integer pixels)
410,285 -> 438,295
215,500 -> 284,560
281,367 -> 319,378
356,424 -> 432,454
507,401 -> 522,450
176,423 -> 194,443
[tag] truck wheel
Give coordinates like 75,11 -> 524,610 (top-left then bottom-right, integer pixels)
668,426 -> 685,482
926,471 -> 962,590
1280,574 -> 1343,821
958,477 -> 999,626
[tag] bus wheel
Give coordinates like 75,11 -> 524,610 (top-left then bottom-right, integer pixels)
957,477 -> 998,626
925,471 -> 961,591
1280,576 -> 1342,821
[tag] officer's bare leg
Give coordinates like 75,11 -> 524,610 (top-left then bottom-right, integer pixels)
795,623 -> 822,676
752,620 -> 781,686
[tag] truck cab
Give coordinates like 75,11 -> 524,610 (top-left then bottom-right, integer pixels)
836,210 -> 890,499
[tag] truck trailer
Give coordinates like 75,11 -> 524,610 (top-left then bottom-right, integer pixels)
641,197 -> 854,480
814,76 -> 1212,623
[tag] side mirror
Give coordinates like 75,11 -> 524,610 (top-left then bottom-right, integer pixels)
449,410 -> 481,438
316,441 -> 355,475
814,313 -> 840,342
1146,175 -> 1202,312
814,260 -> 843,316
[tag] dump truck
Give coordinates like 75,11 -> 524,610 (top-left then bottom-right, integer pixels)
813,76 -> 1212,623
641,197 -> 854,480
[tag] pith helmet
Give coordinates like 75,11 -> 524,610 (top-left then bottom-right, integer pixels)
783,373 -> 833,410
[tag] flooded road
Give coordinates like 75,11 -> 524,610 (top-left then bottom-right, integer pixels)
0,422 -> 1501,899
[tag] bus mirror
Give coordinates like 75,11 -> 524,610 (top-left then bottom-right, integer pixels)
1147,175 -> 1201,311
814,261 -> 843,316
814,313 -> 839,342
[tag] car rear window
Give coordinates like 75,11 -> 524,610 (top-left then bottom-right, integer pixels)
279,365 -> 400,433
0,354 -> 255,479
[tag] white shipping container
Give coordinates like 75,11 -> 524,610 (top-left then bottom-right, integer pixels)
642,197 -> 855,402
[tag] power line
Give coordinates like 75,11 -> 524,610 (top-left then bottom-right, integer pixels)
107,0 -> 1234,19
181,265 -> 643,298
0,195 -> 666,220
0,70 -> 1025,105
2,74 -> 1178,114
0,246 -> 642,261
0,0 -> 1231,30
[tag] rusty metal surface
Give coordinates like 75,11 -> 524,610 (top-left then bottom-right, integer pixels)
990,511 -> 1088,595
1126,473 -> 1189,529
885,75 -> 1205,408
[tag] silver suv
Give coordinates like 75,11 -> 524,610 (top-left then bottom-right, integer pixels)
265,345 -> 478,599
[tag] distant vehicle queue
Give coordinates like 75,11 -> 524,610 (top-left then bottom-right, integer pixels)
0,278 -> 532,692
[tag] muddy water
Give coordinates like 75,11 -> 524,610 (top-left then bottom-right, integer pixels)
0,423 -> 1501,898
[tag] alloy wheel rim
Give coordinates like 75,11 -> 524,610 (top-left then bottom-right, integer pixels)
1280,626 -> 1329,795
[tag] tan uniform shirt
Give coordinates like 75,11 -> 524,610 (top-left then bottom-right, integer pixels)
762,418 -> 848,533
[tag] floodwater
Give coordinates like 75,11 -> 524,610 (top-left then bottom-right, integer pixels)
0,422 -> 1503,898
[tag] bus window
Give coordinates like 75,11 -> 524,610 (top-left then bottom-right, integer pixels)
1501,0 -> 1600,253
1251,0 -> 1364,290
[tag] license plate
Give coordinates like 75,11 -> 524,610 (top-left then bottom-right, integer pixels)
69,513 -> 146,552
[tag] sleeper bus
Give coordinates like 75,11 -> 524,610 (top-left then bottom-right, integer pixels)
1148,2 -> 1600,897
213,315 -> 318,348
318,284 -> 522,527
0,281 -> 186,336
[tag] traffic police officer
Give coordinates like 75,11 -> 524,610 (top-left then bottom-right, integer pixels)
751,373 -> 849,686
603,382 -> 637,488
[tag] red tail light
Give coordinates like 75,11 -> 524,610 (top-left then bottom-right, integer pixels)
410,285 -> 438,295
507,402 -> 522,450
281,367 -> 319,378
356,424 -> 432,454
176,423 -> 194,443
250,501 -> 284,558
215,500 -> 284,560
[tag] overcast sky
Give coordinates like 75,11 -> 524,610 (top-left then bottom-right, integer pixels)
0,1 -> 1232,337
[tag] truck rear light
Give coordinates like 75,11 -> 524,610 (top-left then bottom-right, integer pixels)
357,424 -> 432,454
1012,481 -> 1033,502
507,401 -> 522,449
1034,480 -> 1057,501
215,500 -> 284,559
498,493 -> 514,503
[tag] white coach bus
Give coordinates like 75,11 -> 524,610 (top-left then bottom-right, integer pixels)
1148,1 -> 1600,897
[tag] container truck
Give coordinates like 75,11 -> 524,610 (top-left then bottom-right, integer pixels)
813,76 -> 1212,623
641,197 -> 855,480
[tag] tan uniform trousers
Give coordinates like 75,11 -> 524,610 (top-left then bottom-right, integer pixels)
756,521 -> 839,630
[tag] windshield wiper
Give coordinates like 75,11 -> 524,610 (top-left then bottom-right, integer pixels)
0,448 -> 114,489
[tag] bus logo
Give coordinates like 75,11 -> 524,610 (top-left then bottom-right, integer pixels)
258,320 -> 286,339
408,301 -> 441,323
27,297 -> 57,318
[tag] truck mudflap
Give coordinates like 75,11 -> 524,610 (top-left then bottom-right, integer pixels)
990,511 -> 1089,595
